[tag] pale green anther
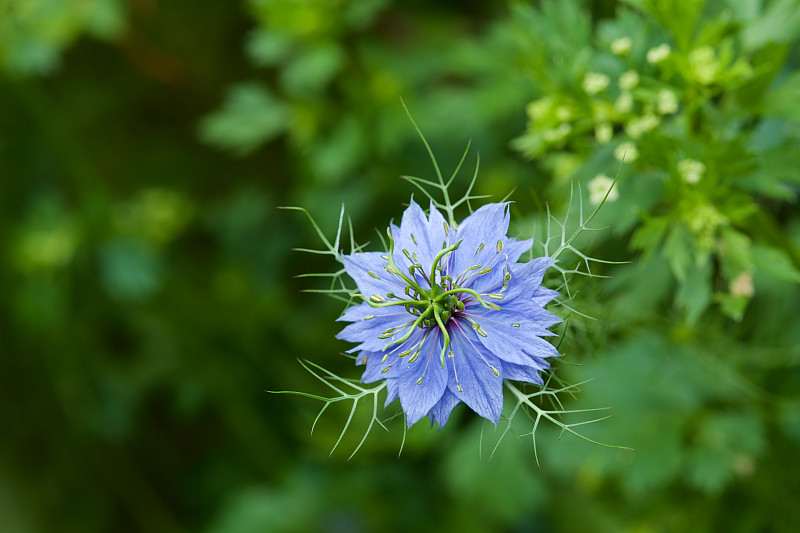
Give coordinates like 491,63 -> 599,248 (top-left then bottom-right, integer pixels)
378,332 -> 394,339
448,351 -> 454,358
416,376 -> 424,385
409,351 -> 420,363
504,273 -> 511,281
467,264 -> 483,271
399,350 -> 413,357
404,286 -> 412,296
457,384 -> 463,393
370,294 -> 386,303
511,323 -> 521,327
410,233 -> 417,244
496,240 -> 503,253
487,303 -> 501,311
487,294 -> 504,300
478,267 -> 492,275
413,253 -> 418,263
364,315 -> 375,320
490,365 -> 500,376
381,365 -> 392,373
443,221 -> 449,236
368,271 -> 380,279
381,353 -> 389,363
476,326 -> 488,338
476,243 -> 484,254
380,254 -> 389,261
402,249 -> 413,262
442,240 -> 447,250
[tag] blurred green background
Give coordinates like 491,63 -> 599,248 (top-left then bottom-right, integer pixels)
2,0 -> 800,532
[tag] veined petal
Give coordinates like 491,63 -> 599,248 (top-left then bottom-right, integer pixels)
463,307 -> 561,366
451,203 -> 512,278
342,252 -> 401,299
427,389 -> 461,429
355,327 -> 430,378
398,332 -> 448,427
336,312 -> 413,353
502,360 -> 549,384
385,379 -> 400,407
390,200 -> 450,276
446,320 -> 505,424
502,256 -> 556,302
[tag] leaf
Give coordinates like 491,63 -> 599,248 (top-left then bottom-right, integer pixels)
719,226 -> 753,274
761,71 -> 800,122
742,0 -> 800,51
663,223 -> 692,282
676,254 -> 712,323
752,244 -> 800,283
630,215 -> 670,261
199,83 -> 289,155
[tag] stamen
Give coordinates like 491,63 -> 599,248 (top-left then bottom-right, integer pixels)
410,233 -> 417,244
381,365 -> 392,373
476,243 -> 484,254
364,315 -> 375,320
489,365 -> 500,377
443,221 -> 449,236
512,323 -> 521,327
496,240 -> 503,253
368,271 -> 380,279
370,295 -> 386,303
416,376 -> 424,385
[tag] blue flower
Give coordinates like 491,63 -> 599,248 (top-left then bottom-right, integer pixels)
337,200 -> 560,428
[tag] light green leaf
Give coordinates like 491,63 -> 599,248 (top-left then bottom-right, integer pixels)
752,243 -> 800,283
199,83 -> 289,155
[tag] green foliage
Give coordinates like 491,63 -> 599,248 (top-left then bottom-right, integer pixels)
512,0 -> 800,323
0,0 -> 125,76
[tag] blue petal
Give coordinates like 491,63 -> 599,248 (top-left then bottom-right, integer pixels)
451,203 -> 515,279
342,252 -> 402,300
445,319 -> 505,424
462,306 -> 560,366
427,389 -> 461,429
502,257 -> 556,302
502,361 -> 548,385
390,200 -> 450,277
385,379 -> 399,407
397,333 -> 448,427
